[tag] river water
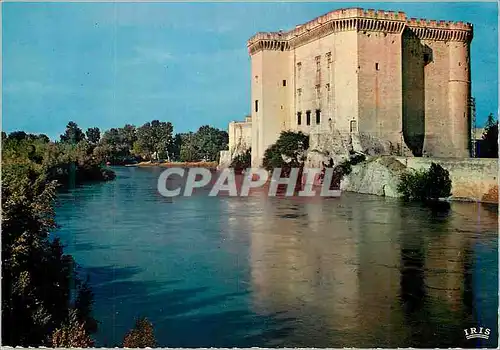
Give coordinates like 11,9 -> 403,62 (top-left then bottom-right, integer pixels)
54,166 -> 498,348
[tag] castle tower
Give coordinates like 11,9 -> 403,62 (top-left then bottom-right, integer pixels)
406,20 -> 473,157
249,34 -> 291,167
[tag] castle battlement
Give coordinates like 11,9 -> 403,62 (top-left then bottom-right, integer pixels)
247,7 -> 473,54
407,17 -> 472,30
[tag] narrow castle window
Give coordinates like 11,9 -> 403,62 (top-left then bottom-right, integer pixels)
297,112 -> 302,125
296,62 -> 302,79
326,52 -> 332,68
316,110 -> 321,124
306,111 -> 311,126
423,53 -> 430,63
255,100 -> 259,113
350,120 -> 357,133
375,62 -> 379,71
315,56 -> 321,72
283,80 -> 287,87
326,83 -> 330,91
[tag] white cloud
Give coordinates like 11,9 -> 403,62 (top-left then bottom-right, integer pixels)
121,46 -> 174,67
3,81 -> 73,95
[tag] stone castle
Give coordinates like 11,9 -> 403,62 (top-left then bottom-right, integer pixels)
222,7 -> 474,168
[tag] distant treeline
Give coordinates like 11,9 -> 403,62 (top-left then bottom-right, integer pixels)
13,120 -> 229,166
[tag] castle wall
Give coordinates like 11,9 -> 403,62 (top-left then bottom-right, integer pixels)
357,30 -> 403,148
292,30 -> 359,135
228,120 -> 252,156
333,31 -> 360,133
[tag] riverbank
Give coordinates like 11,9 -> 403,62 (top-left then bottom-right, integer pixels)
133,161 -> 219,169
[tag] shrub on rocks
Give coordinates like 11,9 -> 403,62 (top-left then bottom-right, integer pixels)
397,163 -> 452,201
230,148 -> 251,173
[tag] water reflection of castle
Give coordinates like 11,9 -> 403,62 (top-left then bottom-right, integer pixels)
225,196 -> 498,347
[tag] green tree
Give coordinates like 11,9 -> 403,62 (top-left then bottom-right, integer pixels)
135,120 -> 174,161
193,125 -> 228,162
60,121 -> 86,144
230,148 -> 251,172
7,131 -> 28,141
85,127 -> 101,144
122,317 -> 157,348
479,113 -> 498,158
179,132 -> 199,162
98,125 -> 139,164
118,124 -> 138,152
262,131 -> 309,171
170,133 -> 184,161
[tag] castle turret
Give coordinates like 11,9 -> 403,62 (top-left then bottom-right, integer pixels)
248,34 -> 291,167
448,32 -> 472,157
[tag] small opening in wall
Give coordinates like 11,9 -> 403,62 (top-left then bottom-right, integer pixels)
297,112 -> 302,125
255,100 -> 259,113
306,111 -> 311,126
350,120 -> 357,133
283,80 -> 287,87
316,110 -> 321,124
375,63 -> 379,71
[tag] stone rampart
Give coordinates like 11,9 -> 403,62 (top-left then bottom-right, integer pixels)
341,156 -> 498,203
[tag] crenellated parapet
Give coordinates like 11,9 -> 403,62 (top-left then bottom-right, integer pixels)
247,7 -> 473,55
247,33 -> 290,55
248,8 -> 409,54
406,18 -> 473,42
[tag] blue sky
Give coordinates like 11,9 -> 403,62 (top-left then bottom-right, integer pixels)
3,2 -> 498,140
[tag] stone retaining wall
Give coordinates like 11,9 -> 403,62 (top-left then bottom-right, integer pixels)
394,157 -> 498,203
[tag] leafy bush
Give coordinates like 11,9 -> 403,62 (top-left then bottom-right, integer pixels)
123,317 -> 157,348
397,163 -> 452,201
2,159 -> 98,346
262,131 -> 309,171
230,148 -> 251,172
51,310 -> 94,348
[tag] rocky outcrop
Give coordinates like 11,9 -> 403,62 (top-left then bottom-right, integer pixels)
305,129 -> 404,168
340,156 -> 407,197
